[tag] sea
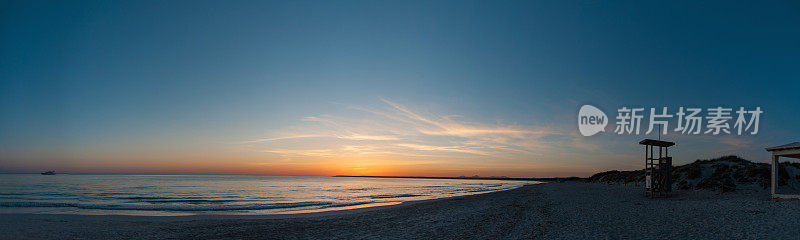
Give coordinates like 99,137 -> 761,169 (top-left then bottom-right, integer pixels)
0,174 -> 535,216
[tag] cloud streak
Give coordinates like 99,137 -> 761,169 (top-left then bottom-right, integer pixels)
243,98 -> 558,159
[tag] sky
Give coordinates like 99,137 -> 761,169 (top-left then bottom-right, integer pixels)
1,0 -> 799,177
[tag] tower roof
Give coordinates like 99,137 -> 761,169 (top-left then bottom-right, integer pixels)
638,139 -> 675,147
766,142 -> 800,152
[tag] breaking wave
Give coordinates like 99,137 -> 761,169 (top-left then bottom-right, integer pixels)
0,201 -> 375,211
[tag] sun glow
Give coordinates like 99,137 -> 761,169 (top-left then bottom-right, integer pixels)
227,99 -> 578,177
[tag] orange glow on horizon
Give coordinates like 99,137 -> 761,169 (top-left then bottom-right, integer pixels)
1,152 -> 603,178
0,99 -> 648,178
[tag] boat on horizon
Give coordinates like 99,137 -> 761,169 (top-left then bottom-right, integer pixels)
41,171 -> 55,175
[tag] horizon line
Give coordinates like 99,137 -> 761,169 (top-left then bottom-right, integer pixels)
0,172 -> 573,179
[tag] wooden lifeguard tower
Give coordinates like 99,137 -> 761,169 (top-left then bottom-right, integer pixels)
766,142 -> 800,201
640,139 -> 674,198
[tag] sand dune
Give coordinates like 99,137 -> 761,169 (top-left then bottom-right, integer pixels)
589,155 -> 800,193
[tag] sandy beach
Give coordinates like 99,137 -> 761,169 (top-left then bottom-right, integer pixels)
2,182 -> 799,239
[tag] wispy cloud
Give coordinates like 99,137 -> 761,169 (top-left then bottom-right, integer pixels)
242,98 -> 560,160
243,134 -> 324,143
719,137 -> 752,148
396,143 -> 489,155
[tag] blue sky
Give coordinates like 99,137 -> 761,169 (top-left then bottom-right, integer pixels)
1,0 -> 799,176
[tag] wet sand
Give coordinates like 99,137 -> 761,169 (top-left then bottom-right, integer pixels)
2,182 -> 799,239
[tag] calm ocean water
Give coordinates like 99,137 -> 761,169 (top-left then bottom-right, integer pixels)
0,174 -> 534,216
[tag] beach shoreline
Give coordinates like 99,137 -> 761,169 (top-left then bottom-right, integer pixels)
3,182 -> 800,239
0,182 -> 536,221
